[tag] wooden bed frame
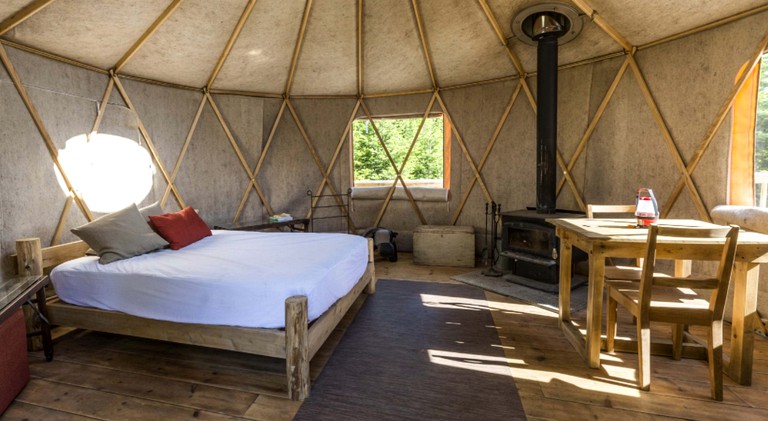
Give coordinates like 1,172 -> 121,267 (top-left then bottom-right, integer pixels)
15,236 -> 376,401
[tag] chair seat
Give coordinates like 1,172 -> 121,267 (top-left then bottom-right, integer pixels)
606,281 -> 713,324
604,265 -> 672,281
605,265 -> 642,280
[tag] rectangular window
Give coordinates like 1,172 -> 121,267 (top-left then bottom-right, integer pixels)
351,114 -> 449,190
755,53 -> 768,207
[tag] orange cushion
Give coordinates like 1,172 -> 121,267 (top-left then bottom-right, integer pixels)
149,207 -> 212,250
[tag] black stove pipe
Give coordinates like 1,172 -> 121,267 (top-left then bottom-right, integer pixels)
535,33 -> 559,214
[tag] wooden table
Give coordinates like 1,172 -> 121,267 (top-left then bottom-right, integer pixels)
0,274 -> 53,361
548,217 -> 768,385
213,218 -> 310,232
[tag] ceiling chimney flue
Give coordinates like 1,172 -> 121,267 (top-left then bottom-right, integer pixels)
512,3 -> 582,214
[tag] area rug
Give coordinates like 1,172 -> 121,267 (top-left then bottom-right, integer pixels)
451,271 -> 588,313
295,279 -> 525,421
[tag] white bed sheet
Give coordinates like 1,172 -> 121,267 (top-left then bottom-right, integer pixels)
50,230 -> 369,328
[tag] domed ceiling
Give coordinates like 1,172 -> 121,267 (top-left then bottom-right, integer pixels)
0,0 -> 766,96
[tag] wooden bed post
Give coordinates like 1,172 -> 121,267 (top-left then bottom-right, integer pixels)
16,237 -> 43,276
366,237 -> 377,294
285,295 -> 309,400
16,237 -> 44,350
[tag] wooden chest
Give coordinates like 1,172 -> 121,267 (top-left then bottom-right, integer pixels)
413,225 -> 475,267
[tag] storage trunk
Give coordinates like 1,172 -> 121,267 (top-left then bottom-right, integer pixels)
413,225 -> 475,267
1,308 -> 29,414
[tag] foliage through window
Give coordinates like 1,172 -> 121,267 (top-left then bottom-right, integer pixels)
755,54 -> 768,206
352,115 -> 446,189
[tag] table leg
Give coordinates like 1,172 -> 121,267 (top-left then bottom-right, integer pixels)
35,287 -> 53,361
558,233 -> 573,323
728,262 -> 758,385
586,251 -> 606,368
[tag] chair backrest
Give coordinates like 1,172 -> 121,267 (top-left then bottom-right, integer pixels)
586,204 -> 636,219
638,224 -> 740,319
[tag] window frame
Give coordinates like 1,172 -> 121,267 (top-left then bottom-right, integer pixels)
730,53 -> 766,206
349,112 -> 451,197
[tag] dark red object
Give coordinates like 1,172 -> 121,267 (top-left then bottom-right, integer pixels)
149,206 -> 212,250
0,309 -> 29,415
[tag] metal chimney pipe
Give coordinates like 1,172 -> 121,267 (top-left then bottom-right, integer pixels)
511,4 -> 582,214
535,24 -> 560,214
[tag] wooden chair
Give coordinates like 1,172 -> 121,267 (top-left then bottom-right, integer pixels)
586,204 -> 636,219
586,204 -> 643,280
604,224 -> 739,400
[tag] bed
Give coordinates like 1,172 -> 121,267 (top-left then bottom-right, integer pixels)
15,231 -> 376,400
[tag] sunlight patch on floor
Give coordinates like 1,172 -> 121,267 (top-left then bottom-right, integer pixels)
427,349 -> 522,377
419,294 -> 487,311
419,294 -> 558,319
507,366 -> 642,397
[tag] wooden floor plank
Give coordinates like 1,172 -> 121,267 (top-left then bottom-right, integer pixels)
5,253 -> 768,420
26,357 -> 258,417
50,340 -> 287,396
0,401 -> 96,420
15,379 -> 251,420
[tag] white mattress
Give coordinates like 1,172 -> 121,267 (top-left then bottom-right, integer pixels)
50,230 -> 369,328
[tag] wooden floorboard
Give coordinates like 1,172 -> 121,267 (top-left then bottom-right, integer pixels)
3,253 -> 768,420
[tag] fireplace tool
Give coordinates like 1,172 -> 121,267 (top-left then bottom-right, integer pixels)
482,202 -> 503,277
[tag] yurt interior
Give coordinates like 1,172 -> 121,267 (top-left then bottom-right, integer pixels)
2,0 -> 768,419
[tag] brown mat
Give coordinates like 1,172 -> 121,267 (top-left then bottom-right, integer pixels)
295,279 -> 525,420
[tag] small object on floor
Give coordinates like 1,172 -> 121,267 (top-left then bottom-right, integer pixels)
363,227 -> 398,262
482,202 -> 503,277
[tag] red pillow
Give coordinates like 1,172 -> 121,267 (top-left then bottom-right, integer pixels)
149,207 -> 212,250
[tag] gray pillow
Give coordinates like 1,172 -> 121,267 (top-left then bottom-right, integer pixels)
139,201 -> 164,220
72,204 -> 169,264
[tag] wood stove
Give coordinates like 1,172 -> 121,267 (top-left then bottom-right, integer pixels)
500,208 -> 586,292
498,3 -> 586,292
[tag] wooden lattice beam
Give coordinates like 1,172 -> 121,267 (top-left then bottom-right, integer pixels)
113,0 -> 184,73
89,77 -> 115,136
373,94 -> 437,226
662,29 -> 768,218
205,91 -> 272,218
571,0 -> 632,51
475,0 -> 591,211
626,51 -> 709,221
357,0 -> 363,97
206,0 -> 257,89
112,73 -> 186,209
556,57 -> 629,195
0,43 -> 94,222
50,194 -> 73,245
305,100 -> 361,232
435,92 -> 493,205
359,100 -> 427,226
233,100 -> 286,222
476,0 -> 537,110
639,4 -> 768,51
161,94 -> 207,209
284,0 -> 313,96
52,77 -> 117,244
410,0 -> 436,89
307,99 -> 361,232
286,98 -> 356,226
451,82 -> 521,224
363,89 -> 434,99
0,0 -> 56,36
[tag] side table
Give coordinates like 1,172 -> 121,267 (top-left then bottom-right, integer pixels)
0,274 -> 53,361
214,218 -> 310,232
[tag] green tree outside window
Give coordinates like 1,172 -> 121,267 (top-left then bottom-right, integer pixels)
352,116 -> 444,186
